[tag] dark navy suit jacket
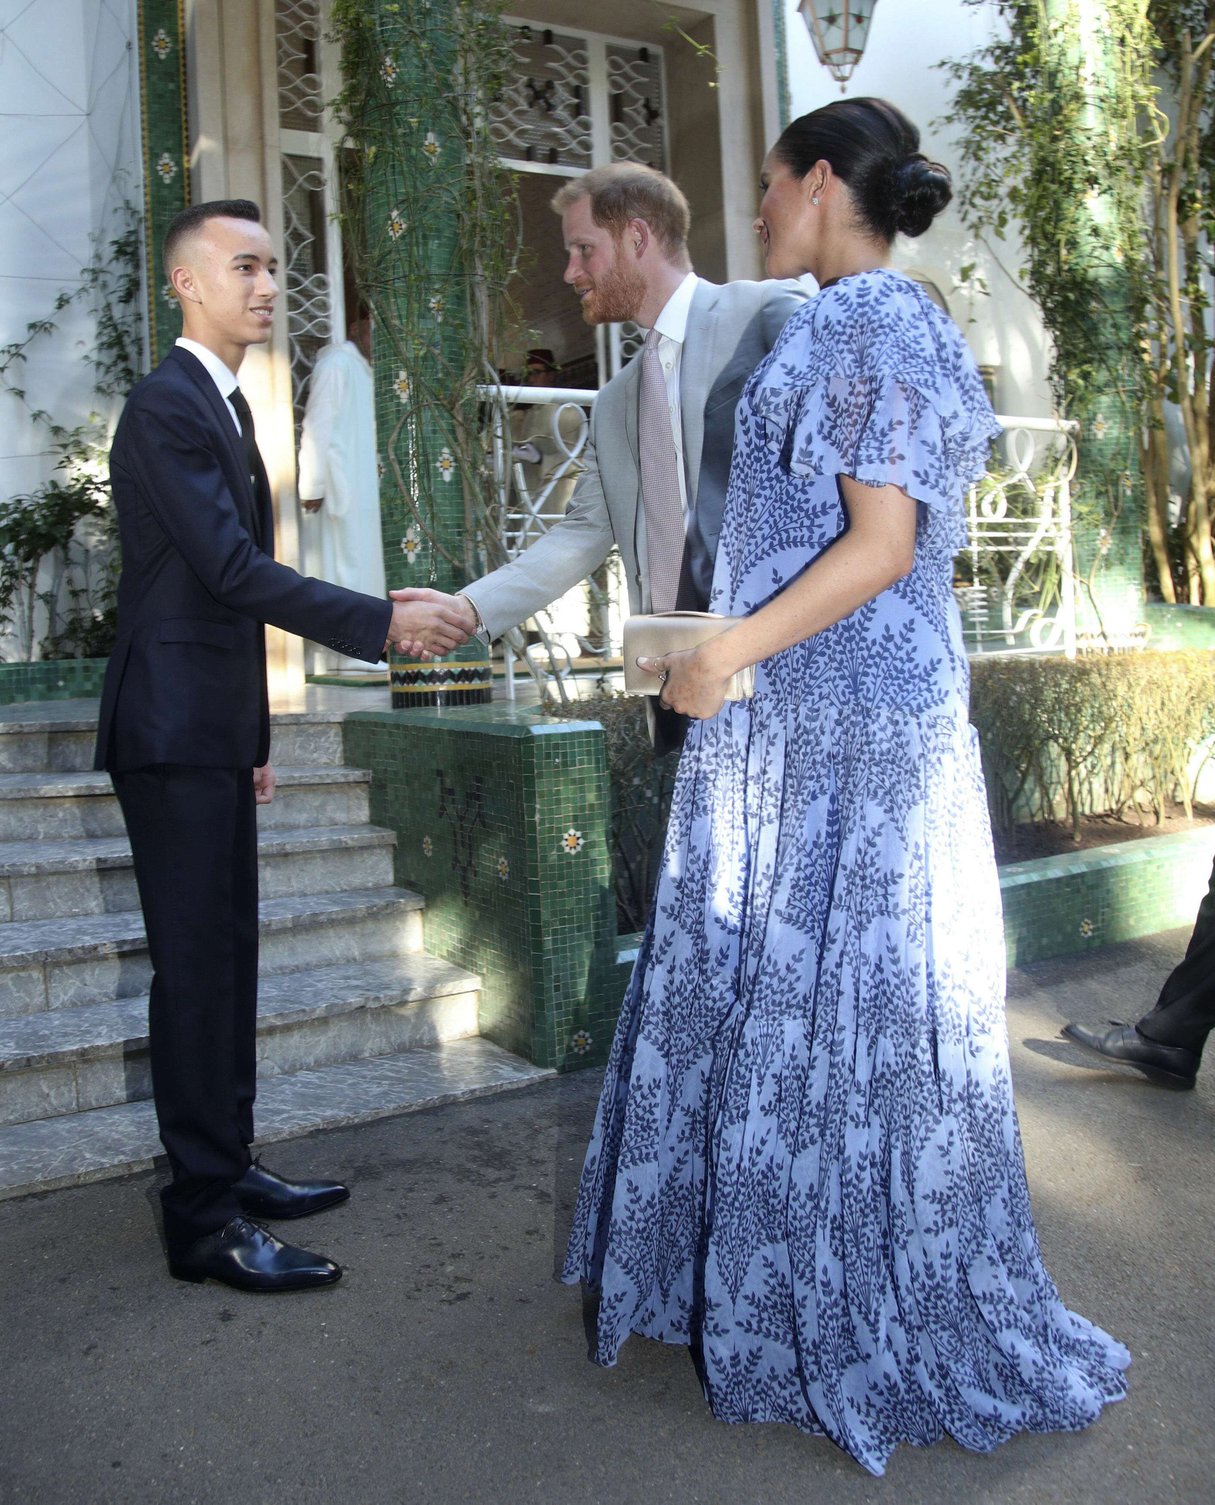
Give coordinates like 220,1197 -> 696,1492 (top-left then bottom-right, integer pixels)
95,345 -> 391,771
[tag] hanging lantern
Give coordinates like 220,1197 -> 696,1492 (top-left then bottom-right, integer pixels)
797,0 -> 879,87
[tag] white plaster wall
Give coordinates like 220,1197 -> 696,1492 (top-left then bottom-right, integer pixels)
782,0 -> 1055,421
0,0 -> 141,653
0,0 -> 142,475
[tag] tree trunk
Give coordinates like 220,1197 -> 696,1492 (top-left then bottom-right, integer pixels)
1143,416 -> 1176,601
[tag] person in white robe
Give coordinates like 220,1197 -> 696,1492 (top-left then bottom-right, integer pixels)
298,314 -> 386,668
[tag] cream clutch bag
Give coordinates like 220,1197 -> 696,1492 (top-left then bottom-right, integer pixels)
622,611 -> 755,699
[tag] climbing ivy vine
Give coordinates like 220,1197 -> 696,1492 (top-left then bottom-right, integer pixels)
0,201 -> 143,659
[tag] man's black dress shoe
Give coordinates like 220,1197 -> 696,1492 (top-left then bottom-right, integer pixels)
1061,1020 -> 1200,1090
168,1216 -> 342,1292
233,1158 -> 350,1220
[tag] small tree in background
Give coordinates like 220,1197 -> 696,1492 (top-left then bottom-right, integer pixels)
1145,2 -> 1214,601
943,0 -> 1213,608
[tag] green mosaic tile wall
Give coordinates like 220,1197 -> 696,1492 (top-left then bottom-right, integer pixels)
1142,604 -> 1215,650
0,659 -> 108,705
1000,828 -> 1213,966
344,704 -> 620,1071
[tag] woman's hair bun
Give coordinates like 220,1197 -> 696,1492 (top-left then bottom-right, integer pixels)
894,155 -> 952,238
773,99 -> 952,246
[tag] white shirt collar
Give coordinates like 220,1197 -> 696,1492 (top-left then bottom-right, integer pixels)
176,337 -> 241,397
650,273 -> 699,345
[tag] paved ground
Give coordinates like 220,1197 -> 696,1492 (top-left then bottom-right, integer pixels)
1,928 -> 1212,1505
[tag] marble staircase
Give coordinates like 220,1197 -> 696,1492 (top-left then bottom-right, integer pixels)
0,698 -> 548,1201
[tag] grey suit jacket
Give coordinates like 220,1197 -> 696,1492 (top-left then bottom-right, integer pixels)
466,277 -> 809,638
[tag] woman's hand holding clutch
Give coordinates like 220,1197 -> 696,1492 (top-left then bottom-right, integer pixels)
636,634 -> 741,721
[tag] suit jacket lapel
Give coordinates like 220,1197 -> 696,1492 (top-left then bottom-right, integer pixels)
680,280 -> 721,503
250,455 -> 273,553
622,353 -> 641,469
620,356 -> 643,575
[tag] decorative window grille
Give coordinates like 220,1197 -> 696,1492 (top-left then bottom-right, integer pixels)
280,153 -> 331,428
274,0 -> 337,435
955,420 -> 1079,657
493,21 -> 668,175
275,0 -> 324,129
605,44 -> 664,168
489,27 -> 592,169
495,20 -> 668,384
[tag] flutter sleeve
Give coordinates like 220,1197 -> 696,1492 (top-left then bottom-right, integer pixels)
746,272 -> 1001,544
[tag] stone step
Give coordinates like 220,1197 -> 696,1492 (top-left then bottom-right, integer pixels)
0,1037 -> 551,1201
262,713 -> 350,769
0,718 -> 96,775
0,823 -> 396,922
0,704 -> 353,774
0,765 -> 372,841
0,886 -> 425,1020
0,954 -> 482,1127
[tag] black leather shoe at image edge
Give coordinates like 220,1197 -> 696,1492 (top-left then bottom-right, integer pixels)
1061,1020 -> 1200,1090
233,1158 -> 350,1220
168,1216 -> 342,1292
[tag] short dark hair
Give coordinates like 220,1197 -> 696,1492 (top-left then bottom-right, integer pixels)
163,199 -> 262,280
773,98 -> 951,244
551,164 -> 691,264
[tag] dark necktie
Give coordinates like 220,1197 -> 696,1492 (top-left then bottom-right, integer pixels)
228,386 -> 266,548
229,387 -> 259,485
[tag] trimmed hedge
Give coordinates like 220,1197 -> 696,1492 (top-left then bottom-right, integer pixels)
970,651 -> 1215,836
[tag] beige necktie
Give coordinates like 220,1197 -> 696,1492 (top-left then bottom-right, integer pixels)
638,328 -> 686,613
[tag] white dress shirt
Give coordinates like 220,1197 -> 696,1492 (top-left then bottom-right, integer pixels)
176,337 -> 243,434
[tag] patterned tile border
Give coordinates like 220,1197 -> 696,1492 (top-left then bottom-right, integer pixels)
137,0 -> 189,364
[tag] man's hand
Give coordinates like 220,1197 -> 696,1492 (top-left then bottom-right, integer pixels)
301,497 -> 323,513
384,588 -> 473,659
253,763 -> 277,805
392,587 -> 481,640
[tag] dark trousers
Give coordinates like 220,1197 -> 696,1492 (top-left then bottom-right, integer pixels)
113,765 -> 259,1254
1138,851 -> 1215,1054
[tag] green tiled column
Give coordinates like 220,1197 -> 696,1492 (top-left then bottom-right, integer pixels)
344,705 -> 625,1070
136,0 -> 189,364
341,0 -> 493,708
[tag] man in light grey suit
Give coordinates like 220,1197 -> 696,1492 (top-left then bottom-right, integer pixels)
419,163 -> 809,749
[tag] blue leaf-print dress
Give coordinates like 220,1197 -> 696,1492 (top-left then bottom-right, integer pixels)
561,270 -> 1129,1475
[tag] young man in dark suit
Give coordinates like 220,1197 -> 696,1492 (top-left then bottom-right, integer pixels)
95,200 -> 465,1291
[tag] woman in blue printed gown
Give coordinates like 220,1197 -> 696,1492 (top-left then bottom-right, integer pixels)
561,98 -> 1129,1475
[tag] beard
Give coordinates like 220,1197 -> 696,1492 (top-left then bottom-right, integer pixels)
580,254 -> 646,326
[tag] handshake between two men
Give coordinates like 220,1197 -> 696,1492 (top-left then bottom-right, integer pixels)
383,587 -> 480,660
